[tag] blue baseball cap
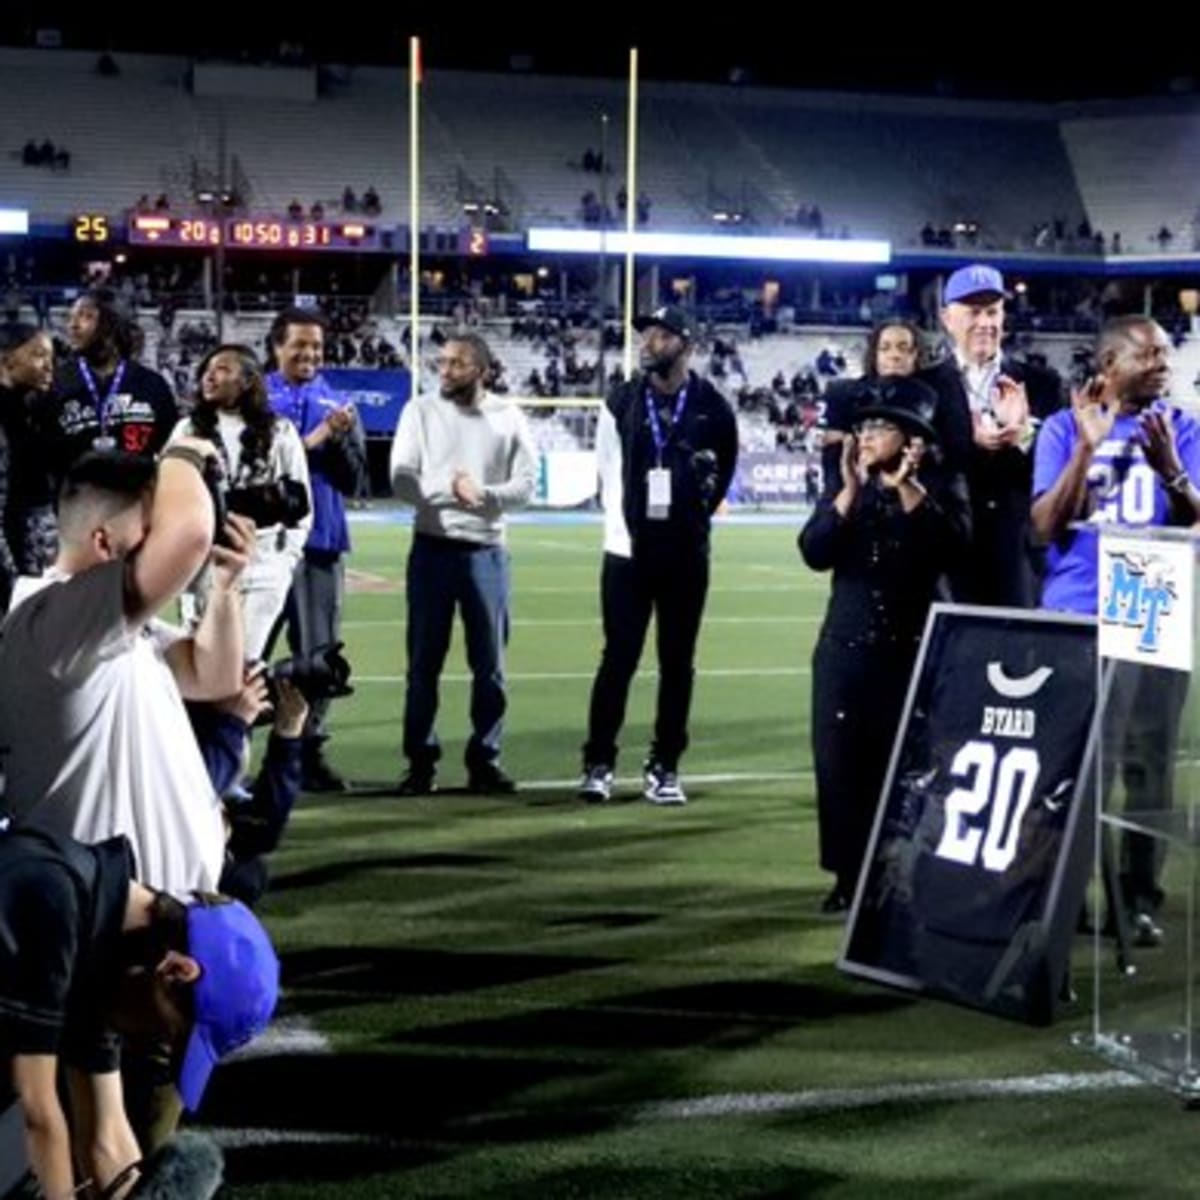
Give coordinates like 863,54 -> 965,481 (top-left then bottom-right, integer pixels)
177,899 -> 280,1112
944,264 -> 1007,305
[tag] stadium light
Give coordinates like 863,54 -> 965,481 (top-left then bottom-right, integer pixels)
528,227 -> 891,264
0,209 -> 30,236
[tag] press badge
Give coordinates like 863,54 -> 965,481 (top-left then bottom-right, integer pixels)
647,467 -> 671,519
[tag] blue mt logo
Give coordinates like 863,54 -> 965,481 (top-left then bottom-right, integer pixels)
1102,552 -> 1177,652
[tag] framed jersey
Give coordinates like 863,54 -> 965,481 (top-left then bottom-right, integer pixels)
839,604 -> 1099,1025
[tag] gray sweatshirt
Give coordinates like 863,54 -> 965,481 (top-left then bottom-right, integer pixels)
389,391 -> 538,544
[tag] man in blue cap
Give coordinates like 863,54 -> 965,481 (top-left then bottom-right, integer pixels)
920,264 -> 1063,606
0,828 -> 279,1199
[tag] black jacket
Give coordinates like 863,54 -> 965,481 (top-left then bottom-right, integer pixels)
608,370 -> 738,555
919,355 -> 1063,606
800,471 -> 971,650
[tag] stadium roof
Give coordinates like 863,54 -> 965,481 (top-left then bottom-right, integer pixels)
0,7 -> 1195,104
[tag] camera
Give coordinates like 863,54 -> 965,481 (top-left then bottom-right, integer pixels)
691,448 -> 719,502
265,642 -> 353,708
226,478 -> 310,531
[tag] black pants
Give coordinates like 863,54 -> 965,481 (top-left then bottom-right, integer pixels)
811,637 -> 915,893
582,549 -> 710,771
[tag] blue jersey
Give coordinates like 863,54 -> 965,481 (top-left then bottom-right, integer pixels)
266,371 -> 352,556
1033,401 -> 1200,614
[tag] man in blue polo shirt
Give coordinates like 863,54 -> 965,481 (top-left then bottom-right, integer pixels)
1032,314 -> 1200,942
266,308 -> 366,792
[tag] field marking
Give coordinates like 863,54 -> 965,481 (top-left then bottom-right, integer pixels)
352,667 -> 809,684
342,616 -> 819,629
227,1016 -> 332,1061
519,769 -> 807,791
203,1070 -> 1143,1151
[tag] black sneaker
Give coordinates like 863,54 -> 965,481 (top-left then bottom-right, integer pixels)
820,886 -> 850,915
396,768 -> 438,797
301,755 -> 349,793
467,763 -> 518,795
578,763 -> 615,802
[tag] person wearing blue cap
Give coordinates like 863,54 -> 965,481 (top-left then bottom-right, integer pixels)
0,827 -> 279,1199
920,264 -> 1064,606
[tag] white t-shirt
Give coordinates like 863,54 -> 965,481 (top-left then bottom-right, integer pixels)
0,562 -> 225,895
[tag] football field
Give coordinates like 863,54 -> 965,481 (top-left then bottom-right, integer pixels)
215,514 -> 1198,1198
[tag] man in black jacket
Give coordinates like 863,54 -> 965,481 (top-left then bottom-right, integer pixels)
919,264 -> 1063,607
579,305 -> 738,805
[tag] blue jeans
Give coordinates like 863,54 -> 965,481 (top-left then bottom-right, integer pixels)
403,534 -> 510,771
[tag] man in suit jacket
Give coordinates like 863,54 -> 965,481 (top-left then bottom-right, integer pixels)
920,264 -> 1063,607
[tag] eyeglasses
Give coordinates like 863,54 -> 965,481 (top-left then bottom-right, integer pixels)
855,418 -> 901,436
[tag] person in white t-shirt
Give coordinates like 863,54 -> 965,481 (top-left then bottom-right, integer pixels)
170,344 -> 311,659
0,443 -> 254,895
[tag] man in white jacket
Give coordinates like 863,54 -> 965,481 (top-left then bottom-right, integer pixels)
389,332 -> 537,795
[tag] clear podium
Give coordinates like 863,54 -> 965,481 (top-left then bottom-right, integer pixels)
1085,525 -> 1200,1097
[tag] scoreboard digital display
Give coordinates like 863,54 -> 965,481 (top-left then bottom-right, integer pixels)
128,214 -> 389,252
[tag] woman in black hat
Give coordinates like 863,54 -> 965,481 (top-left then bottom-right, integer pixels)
799,378 -> 969,913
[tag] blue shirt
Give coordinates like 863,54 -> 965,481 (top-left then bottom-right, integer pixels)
1033,400 -> 1200,613
266,371 -> 352,555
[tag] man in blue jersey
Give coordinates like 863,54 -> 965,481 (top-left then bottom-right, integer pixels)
1032,314 -> 1200,942
266,308 -> 366,792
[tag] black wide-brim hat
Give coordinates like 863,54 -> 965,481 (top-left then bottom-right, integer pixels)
853,376 -> 940,443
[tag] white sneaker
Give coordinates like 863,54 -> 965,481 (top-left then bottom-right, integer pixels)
578,764 -> 614,802
643,762 -> 687,805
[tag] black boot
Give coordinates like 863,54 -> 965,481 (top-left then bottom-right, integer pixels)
301,740 -> 348,793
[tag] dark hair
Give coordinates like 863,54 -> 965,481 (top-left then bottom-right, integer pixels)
1098,314 -> 1160,365
864,319 -> 923,378
445,330 -> 494,373
190,344 -> 275,470
61,450 -> 157,505
0,321 -> 41,356
75,287 -> 141,363
268,307 -> 328,350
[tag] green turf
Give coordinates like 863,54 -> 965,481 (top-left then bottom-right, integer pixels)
215,518 -> 1197,1198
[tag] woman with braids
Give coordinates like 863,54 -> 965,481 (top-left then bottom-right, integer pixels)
0,323 -> 58,609
46,287 -> 178,482
170,344 -> 312,658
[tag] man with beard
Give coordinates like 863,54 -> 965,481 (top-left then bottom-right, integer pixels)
45,288 -> 177,482
389,332 -> 537,796
0,828 -> 278,1199
266,308 -> 366,792
578,305 -> 738,805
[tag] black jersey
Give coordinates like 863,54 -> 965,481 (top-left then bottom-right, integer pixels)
842,608 -> 1097,1023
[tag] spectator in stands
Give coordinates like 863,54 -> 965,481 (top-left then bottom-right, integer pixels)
800,379 -> 969,913
0,447 -> 254,896
53,147 -> 69,171
0,826 -> 278,1200
920,264 -> 1063,606
389,332 -> 537,796
310,201 -> 325,221
154,192 -> 169,211
37,139 -> 54,166
579,305 -> 738,805
363,186 -> 381,215
21,140 -> 38,166
170,345 -> 312,658
342,186 -> 357,212
46,288 -> 178,484
0,323 -> 57,607
1032,316 -> 1200,945
267,308 -> 366,792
